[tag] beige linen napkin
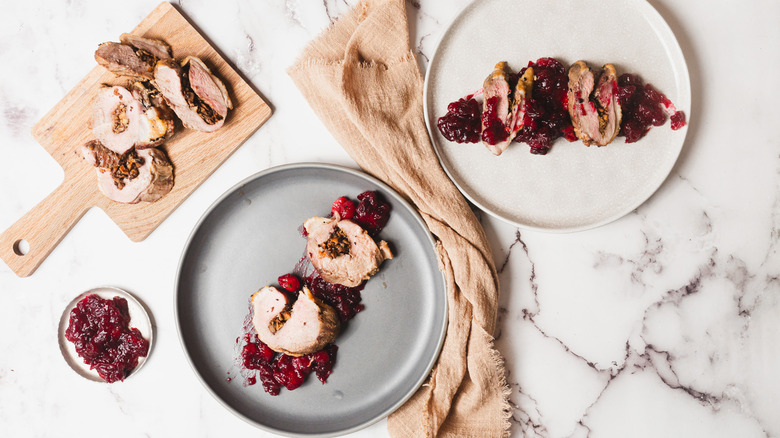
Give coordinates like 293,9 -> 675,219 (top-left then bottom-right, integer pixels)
288,0 -> 511,436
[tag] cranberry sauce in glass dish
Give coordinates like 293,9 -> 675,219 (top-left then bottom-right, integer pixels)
58,287 -> 152,383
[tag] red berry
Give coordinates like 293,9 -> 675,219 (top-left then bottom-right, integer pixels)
278,274 -> 301,292
331,196 -> 356,219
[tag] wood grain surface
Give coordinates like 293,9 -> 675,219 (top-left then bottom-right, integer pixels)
0,2 -> 272,277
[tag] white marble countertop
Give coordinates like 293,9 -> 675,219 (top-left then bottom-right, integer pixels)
1,0 -> 778,437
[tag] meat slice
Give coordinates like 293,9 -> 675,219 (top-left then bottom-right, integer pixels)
119,33 -> 172,60
481,62 -> 513,155
95,35 -> 171,80
183,56 -> 232,118
567,61 -> 622,146
130,81 -> 175,149
95,42 -> 156,80
251,286 -> 340,356
91,85 -> 174,154
507,67 -> 534,144
304,215 -> 393,287
81,141 -> 174,204
153,57 -> 231,132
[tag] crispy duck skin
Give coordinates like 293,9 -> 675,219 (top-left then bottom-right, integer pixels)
567,61 -> 622,146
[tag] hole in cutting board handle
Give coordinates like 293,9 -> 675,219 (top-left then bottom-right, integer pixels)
13,239 -> 29,256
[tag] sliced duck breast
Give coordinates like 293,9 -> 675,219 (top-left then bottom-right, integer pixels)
153,57 -> 231,132
95,42 -> 156,80
95,35 -> 171,80
251,286 -> 340,356
130,81 -> 175,148
119,33 -> 172,60
81,141 -> 174,204
304,215 -> 393,288
507,67 -> 534,145
182,56 -> 232,117
91,85 -> 174,154
567,61 -> 622,146
481,61 -> 513,155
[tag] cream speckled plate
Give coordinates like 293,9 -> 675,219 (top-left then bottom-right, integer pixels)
424,0 -> 691,232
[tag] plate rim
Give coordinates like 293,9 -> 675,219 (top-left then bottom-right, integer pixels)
423,0 -> 692,233
173,162 -> 448,437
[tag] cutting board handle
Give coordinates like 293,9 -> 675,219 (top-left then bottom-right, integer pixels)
0,174 -> 93,277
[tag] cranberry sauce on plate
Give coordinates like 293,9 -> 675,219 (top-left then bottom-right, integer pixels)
436,57 -> 685,154
64,294 -> 149,383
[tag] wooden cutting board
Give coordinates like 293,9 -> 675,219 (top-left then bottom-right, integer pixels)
0,2 -> 272,277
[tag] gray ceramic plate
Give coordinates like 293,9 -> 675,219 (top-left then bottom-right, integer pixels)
424,0 -> 691,232
175,163 -> 447,436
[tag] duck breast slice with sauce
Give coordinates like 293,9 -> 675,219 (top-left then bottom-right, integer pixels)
304,215 -> 393,288
153,57 -> 232,132
91,85 -> 174,154
481,61 -> 513,155
81,141 -> 174,204
252,286 -> 340,356
507,67 -> 534,144
567,61 -> 622,146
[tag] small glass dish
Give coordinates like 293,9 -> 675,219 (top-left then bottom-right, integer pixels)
58,286 -> 153,383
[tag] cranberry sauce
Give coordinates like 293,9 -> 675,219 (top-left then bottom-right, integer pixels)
241,332 -> 338,396
352,191 -> 391,237
306,274 -> 365,322
481,96 -> 509,145
437,97 -> 482,144
64,294 -> 149,383
515,57 -> 576,154
617,73 -> 687,142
